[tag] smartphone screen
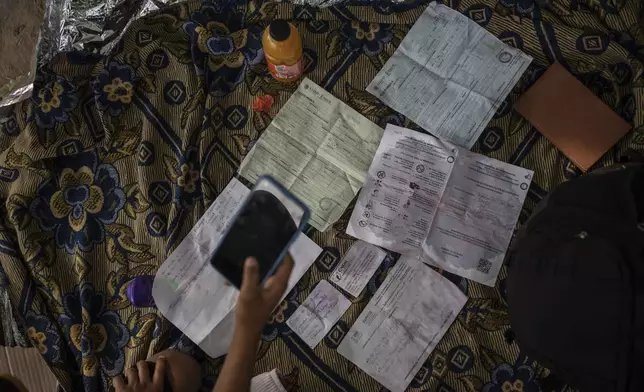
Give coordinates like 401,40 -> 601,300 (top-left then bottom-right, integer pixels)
210,177 -> 308,288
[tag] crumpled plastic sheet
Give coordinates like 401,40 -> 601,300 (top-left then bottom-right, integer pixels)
55,0 -> 188,57
1,0 -> 184,108
0,83 -> 35,110
0,284 -> 29,347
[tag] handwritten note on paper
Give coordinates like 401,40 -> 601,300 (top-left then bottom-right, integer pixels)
330,241 -> 387,297
337,256 -> 466,392
286,280 -> 352,348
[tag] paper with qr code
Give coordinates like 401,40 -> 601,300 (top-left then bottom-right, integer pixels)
347,124 -> 532,286
420,148 -> 533,286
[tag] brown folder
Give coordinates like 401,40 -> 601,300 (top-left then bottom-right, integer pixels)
514,63 -> 631,171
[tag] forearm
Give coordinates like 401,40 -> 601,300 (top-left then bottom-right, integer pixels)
214,256 -> 293,392
212,327 -> 262,392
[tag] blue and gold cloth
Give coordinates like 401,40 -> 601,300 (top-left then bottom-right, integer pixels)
0,0 -> 642,390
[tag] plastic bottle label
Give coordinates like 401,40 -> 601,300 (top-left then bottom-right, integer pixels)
267,58 -> 304,80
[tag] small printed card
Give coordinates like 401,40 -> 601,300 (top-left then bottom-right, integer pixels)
330,241 -> 387,297
286,280 -> 351,348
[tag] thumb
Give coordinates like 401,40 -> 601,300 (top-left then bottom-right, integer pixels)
240,257 -> 260,295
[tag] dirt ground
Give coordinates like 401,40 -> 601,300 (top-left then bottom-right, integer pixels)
0,0 -> 44,102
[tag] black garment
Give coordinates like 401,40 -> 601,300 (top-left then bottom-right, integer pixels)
0,377 -> 23,392
506,164 -> 644,392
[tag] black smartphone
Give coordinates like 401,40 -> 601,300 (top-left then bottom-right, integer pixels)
209,176 -> 310,288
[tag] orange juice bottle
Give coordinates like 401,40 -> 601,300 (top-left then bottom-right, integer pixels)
262,20 -> 304,82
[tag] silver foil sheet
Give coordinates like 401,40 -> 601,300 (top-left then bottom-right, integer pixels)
1,0 -> 184,108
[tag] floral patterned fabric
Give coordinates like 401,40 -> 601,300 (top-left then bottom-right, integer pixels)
0,0 -> 642,391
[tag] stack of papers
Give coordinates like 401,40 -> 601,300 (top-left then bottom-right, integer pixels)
347,124 -> 533,286
239,78 -> 383,231
368,2 -> 532,148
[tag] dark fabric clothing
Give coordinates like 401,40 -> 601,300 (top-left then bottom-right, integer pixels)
507,165 -> 644,392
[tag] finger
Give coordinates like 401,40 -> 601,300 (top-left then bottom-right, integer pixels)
113,375 -> 126,390
126,366 -> 139,385
136,360 -> 150,385
152,356 -> 167,390
266,254 -> 294,290
264,255 -> 294,304
240,257 -> 260,296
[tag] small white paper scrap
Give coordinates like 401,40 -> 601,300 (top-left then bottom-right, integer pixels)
250,369 -> 287,392
330,241 -> 387,297
286,280 -> 352,348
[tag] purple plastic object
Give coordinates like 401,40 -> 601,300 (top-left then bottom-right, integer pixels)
127,275 -> 156,308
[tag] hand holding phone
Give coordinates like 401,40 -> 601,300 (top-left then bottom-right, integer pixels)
209,176 -> 309,289
235,254 -> 294,337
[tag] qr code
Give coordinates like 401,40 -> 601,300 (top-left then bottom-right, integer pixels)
477,258 -> 492,274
